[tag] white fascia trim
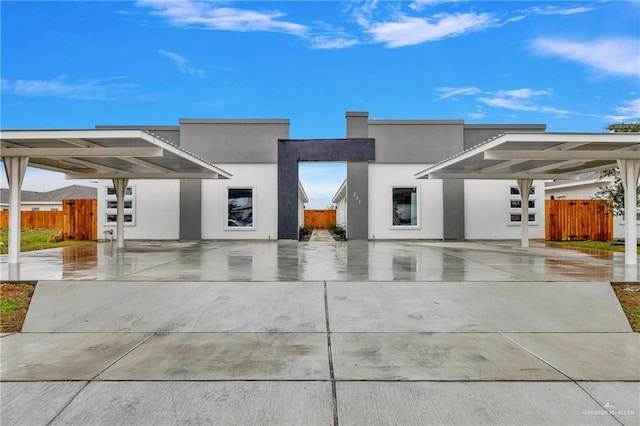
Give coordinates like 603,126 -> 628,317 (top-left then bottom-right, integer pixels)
545,178 -> 612,190
331,179 -> 347,203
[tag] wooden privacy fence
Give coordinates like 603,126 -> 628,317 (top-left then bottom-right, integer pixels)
0,198 -> 97,241
0,210 -> 63,229
62,199 -> 97,241
545,199 -> 613,241
304,209 -> 336,229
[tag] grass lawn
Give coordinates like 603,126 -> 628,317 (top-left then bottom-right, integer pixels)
0,283 -> 35,332
545,240 -> 640,254
0,228 -> 95,255
612,284 -> 640,331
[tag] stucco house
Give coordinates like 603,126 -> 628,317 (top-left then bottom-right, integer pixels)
90,111 -> 547,241
0,184 -> 96,211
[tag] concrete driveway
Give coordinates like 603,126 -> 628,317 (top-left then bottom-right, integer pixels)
1,239 -> 639,425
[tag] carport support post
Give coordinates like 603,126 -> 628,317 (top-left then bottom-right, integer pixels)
517,178 -> 533,248
618,160 -> 640,265
3,157 -> 29,264
112,178 -> 129,249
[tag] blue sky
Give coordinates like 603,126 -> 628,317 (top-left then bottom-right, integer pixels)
1,0 -> 639,208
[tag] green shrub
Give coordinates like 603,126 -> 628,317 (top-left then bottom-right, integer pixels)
299,226 -> 313,239
329,225 -> 346,240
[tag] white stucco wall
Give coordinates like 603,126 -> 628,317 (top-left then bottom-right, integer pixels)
297,183 -> 309,228
464,180 -> 545,240
97,179 -> 180,240
545,182 -> 607,200
368,164 -> 444,239
335,197 -> 347,228
201,164 -> 278,240
298,197 -> 306,227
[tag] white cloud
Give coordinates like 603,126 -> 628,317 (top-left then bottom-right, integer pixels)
478,88 -> 570,114
1,76 -> 136,100
606,98 -> 640,122
140,1 -> 363,50
309,36 -> 359,50
436,86 -> 482,101
533,37 -> 640,78
159,50 -> 205,78
468,111 -> 486,120
307,21 -> 360,49
137,0 -> 307,35
366,12 -> 495,47
409,0 -> 460,12
495,88 -> 552,99
438,85 -> 574,116
530,5 -> 595,16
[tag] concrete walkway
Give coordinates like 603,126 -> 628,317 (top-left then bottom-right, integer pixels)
309,228 -> 335,242
1,240 -> 639,424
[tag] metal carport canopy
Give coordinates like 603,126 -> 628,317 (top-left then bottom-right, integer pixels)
1,129 -> 232,264
414,132 -> 640,264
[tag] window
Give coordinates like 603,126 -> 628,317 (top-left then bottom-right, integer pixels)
510,186 -> 535,196
106,214 -> 133,223
106,186 -> 133,196
509,200 -> 536,209
508,185 -> 538,225
105,185 -> 135,226
106,200 -> 133,209
227,188 -> 254,228
392,187 -> 418,227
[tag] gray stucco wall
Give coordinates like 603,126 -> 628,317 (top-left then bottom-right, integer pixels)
346,111 -> 369,138
463,124 -> 546,149
346,162 -> 369,239
180,179 -> 202,240
278,139 -> 375,240
369,120 -> 465,163
180,119 -> 289,163
94,126 -> 181,146
442,180 -> 465,240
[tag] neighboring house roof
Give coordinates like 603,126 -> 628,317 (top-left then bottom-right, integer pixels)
298,182 -> 309,203
0,185 -> 97,204
331,179 -> 347,203
0,188 -> 42,204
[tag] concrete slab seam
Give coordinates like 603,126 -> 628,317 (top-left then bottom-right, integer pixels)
499,333 -> 577,381
44,381 -> 91,425
324,281 -> 339,426
42,333 -> 154,422
575,382 -> 629,426
90,333 -> 155,379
